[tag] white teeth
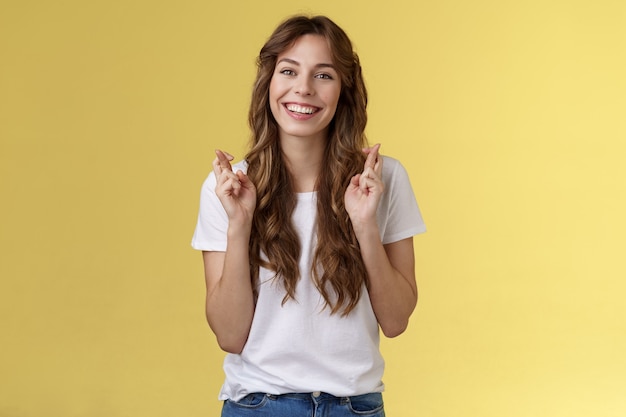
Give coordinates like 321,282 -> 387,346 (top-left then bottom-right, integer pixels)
286,104 -> 316,114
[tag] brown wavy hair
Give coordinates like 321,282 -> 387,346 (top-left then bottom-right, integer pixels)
246,15 -> 368,315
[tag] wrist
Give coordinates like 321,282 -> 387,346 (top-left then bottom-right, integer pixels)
352,219 -> 380,243
227,221 -> 252,241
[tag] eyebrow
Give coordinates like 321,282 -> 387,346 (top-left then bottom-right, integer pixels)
277,58 -> 336,70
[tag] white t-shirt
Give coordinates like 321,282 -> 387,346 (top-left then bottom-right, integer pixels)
192,156 -> 426,401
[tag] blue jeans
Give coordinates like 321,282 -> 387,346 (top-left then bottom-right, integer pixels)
221,392 -> 385,417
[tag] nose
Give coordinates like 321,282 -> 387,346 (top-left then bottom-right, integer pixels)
295,77 -> 314,96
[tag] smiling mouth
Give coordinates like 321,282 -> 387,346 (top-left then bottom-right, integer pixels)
285,104 -> 320,114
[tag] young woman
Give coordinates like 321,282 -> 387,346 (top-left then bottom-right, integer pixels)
192,15 -> 426,417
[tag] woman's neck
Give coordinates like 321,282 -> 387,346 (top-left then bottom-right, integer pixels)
280,133 -> 327,193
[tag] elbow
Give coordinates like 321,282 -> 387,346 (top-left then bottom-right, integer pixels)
216,336 -> 246,354
380,319 -> 409,338
380,302 -> 416,337
208,319 -> 248,354
380,297 -> 417,338
213,325 -> 248,353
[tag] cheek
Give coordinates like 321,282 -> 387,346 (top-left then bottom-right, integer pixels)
269,72 -> 290,94
323,88 -> 341,112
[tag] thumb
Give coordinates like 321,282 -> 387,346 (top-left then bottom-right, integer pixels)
236,170 -> 252,188
348,173 -> 361,188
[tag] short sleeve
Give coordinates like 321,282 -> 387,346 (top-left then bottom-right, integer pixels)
377,156 -> 426,245
191,171 -> 229,251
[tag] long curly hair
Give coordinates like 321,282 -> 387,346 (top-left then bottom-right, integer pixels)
246,15 -> 369,315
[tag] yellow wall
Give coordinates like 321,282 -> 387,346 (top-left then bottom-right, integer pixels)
1,0 -> 625,416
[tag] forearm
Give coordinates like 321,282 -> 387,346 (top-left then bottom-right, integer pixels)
205,225 -> 255,353
356,226 -> 417,337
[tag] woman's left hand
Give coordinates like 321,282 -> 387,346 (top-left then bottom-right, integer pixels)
344,143 -> 384,235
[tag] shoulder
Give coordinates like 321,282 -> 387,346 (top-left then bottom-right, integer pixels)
381,155 -> 402,171
231,160 -> 248,173
381,155 -> 409,183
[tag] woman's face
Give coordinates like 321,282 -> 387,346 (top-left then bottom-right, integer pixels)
269,34 -> 341,143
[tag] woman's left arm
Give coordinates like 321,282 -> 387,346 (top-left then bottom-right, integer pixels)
345,144 -> 417,337
359,233 -> 417,338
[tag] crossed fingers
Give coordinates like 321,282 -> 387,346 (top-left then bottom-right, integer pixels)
213,149 -> 246,197
213,149 -> 234,176
360,143 -> 383,191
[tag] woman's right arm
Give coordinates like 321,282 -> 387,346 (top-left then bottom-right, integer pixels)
203,150 -> 257,354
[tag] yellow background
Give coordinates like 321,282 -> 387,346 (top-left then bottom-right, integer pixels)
1,0 -> 625,416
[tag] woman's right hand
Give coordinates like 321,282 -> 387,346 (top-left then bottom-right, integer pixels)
213,149 -> 256,226
205,150 -> 257,353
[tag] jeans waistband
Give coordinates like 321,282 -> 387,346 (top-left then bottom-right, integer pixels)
266,391 -> 382,403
